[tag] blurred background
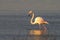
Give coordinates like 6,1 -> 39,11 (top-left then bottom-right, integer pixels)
0,0 -> 60,40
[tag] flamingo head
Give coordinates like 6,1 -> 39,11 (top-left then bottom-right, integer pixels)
28,10 -> 33,17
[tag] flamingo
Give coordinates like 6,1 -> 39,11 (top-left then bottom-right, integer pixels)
28,10 -> 48,35
28,10 -> 48,27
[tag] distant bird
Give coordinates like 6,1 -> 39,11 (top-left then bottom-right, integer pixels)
28,10 -> 49,35
28,10 -> 48,27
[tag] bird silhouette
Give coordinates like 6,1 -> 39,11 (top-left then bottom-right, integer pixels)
28,10 -> 48,35
28,10 -> 48,27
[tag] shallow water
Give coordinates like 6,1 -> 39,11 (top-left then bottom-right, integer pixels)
0,12 -> 60,40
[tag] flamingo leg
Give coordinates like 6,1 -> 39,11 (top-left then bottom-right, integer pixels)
39,24 -> 42,30
39,24 -> 44,30
42,25 -> 48,34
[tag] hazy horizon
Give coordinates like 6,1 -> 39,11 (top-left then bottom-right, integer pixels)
0,0 -> 60,10
0,10 -> 60,15
0,0 -> 60,15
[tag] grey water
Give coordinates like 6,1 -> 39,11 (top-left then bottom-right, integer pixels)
0,11 -> 60,40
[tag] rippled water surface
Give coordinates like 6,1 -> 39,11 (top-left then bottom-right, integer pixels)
0,12 -> 60,40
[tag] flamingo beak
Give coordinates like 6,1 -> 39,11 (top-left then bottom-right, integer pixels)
28,14 -> 31,17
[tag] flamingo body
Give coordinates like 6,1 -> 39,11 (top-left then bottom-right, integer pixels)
34,17 -> 45,24
28,10 -> 48,25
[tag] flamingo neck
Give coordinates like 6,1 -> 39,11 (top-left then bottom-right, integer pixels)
30,13 -> 35,24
